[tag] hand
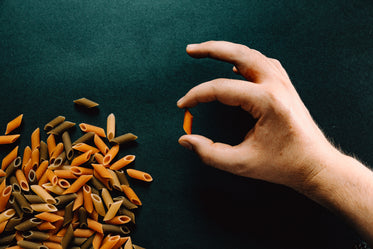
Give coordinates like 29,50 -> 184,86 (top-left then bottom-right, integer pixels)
177,41 -> 339,191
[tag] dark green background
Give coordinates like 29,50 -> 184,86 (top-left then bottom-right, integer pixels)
0,0 -> 372,248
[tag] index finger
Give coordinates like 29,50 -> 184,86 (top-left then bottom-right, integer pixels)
186,41 -> 272,82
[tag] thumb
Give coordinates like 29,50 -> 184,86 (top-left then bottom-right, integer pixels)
178,134 -> 245,173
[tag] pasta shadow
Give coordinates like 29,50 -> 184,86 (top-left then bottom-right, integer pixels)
74,104 -> 100,115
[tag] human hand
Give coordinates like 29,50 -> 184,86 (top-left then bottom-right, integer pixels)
177,41 -> 340,191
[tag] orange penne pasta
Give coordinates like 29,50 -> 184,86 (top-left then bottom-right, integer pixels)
63,175 -> 92,195
94,153 -> 104,164
72,143 -> 100,154
37,221 -> 56,231
71,150 -> 92,166
38,171 -> 49,186
90,209 -> 99,221
94,134 -> 109,155
0,134 -> 20,144
43,242 -> 62,249
15,169 -> 29,191
35,160 -> 49,181
0,209 -> 15,223
31,127 -> 40,150
73,228 -> 95,237
0,170 -> 5,177
1,146 -> 18,170
45,169 -> 58,186
87,218 -> 103,234
31,185 -> 56,204
110,155 -> 135,170
0,186 -> 12,212
23,158 -> 33,179
93,232 -> 104,249
183,108 -> 193,134
106,113 -> 115,141
100,235 -> 120,249
31,148 -> 39,169
22,146 -> 32,169
57,179 -> 70,189
106,215 -> 131,225
46,134 -> 56,157
71,166 -> 94,176
54,169 -> 78,179
126,169 -> 153,182
72,189 -> 84,211
50,142 -> 64,163
5,114 -> 23,135
79,123 -> 106,137
92,164 -> 112,179
83,185 -> 94,213
112,237 -> 129,249
121,185 -> 142,206
35,212 -> 64,222
47,234 -> 63,243
0,181 -> 5,196
103,144 -> 119,166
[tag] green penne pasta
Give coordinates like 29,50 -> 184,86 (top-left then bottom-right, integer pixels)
9,175 -> 21,192
18,240 -> 49,249
62,131 -> 74,160
24,195 -> 44,204
73,237 -> 87,245
28,169 -> 38,185
118,207 -> 136,224
78,207 -> 88,229
72,132 -> 95,146
63,201 -> 74,227
0,234 -> 15,245
73,97 -> 99,108
4,216 -> 23,232
53,151 -> 66,168
113,196 -> 138,210
55,193 -> 77,207
15,217 -> 42,231
90,175 -> 105,190
115,170 -> 130,186
39,141 -> 48,162
8,195 -> 23,218
80,234 -> 95,249
101,224 -> 130,235
44,115 -> 65,131
22,230 -> 50,241
61,224 -> 74,249
109,133 -> 138,144
47,121 -> 75,136
12,192 -> 33,214
4,156 -> 21,177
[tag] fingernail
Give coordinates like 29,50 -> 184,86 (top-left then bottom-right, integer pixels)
179,140 -> 193,151
177,97 -> 184,107
186,44 -> 197,51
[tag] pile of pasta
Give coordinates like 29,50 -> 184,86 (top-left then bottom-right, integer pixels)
0,111 -> 152,249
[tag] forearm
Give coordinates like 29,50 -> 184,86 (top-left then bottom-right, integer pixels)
300,150 -> 373,244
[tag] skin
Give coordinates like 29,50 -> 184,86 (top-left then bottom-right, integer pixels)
177,41 -> 373,244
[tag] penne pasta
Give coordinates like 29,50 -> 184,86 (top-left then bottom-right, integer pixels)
71,150 -> 92,166
105,215 -> 131,225
28,169 -> 38,185
42,183 -> 65,195
63,175 -> 93,195
31,185 -> 56,204
112,196 -> 138,210
43,241 -> 62,249
46,169 -> 58,186
35,212 -> 64,222
31,148 -> 40,169
61,224 -> 74,249
107,169 -> 122,192
12,192 -> 33,214
55,193 -> 77,207
0,186 -> 12,212
90,175 -> 105,190
35,160 -> 49,181
106,113 -> 115,141
92,164 -> 112,179
44,116 -> 66,131
1,146 -> 19,170
0,134 -> 20,144
46,134 -> 56,157
183,108 -> 193,134
61,131 -> 74,160
5,114 -> 23,135
30,203 -> 58,212
94,134 -> 109,155
31,127 -> 40,150
103,200 -> 123,221
102,224 -> 130,235
92,232 -> 104,249
40,141 -> 49,162
5,157 -> 22,178
72,189 -> 84,211
24,194 -> 44,203
91,193 -> 106,217
115,170 -> 130,186
15,169 -> 29,191
22,146 -> 32,169
101,188 -> 113,209
100,234 -> 120,249
103,144 -> 119,166
73,228 -> 95,238
87,218 -> 103,234
50,142 -> 64,164
80,234 -> 95,249
109,133 -> 138,144
15,217 -> 42,231
79,123 -> 106,137
71,166 -> 94,176
112,237 -> 129,249
73,97 -> 99,108
0,220 -> 7,234
126,169 -> 153,182
110,155 -> 135,170
22,230 -> 50,241
78,206 -> 88,228
54,169 -> 78,179
72,132 -> 95,146
57,179 -> 70,189
17,240 -> 48,249
72,143 -> 100,154
63,201 -> 74,226
47,121 -> 76,136
0,169 -> 6,177
83,185 -> 94,213
121,185 -> 142,206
